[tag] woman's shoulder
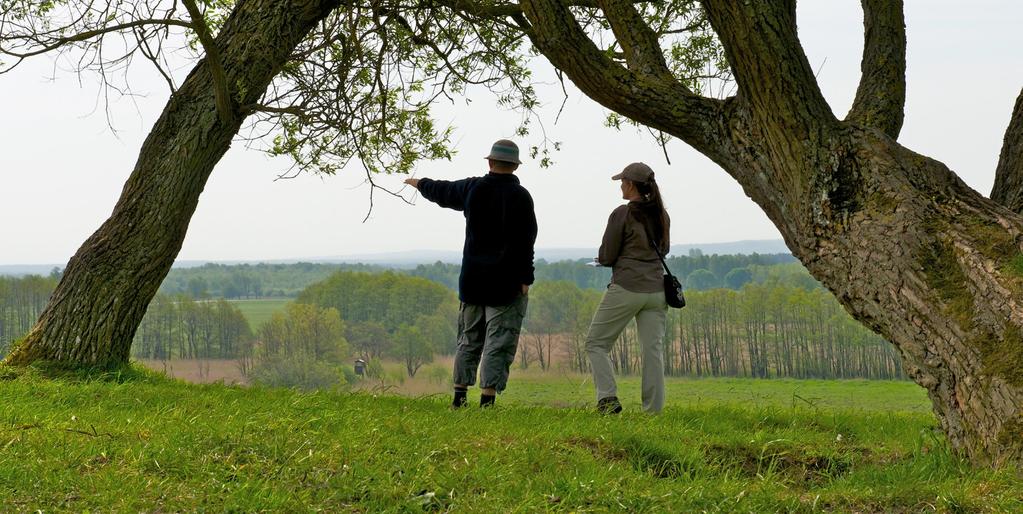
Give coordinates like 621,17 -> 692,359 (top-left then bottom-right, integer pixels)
609,204 -> 630,216
605,204 -> 630,225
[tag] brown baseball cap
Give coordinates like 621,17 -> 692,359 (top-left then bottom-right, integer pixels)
611,162 -> 654,183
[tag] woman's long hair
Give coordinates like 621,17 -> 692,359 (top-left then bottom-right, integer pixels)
629,178 -> 670,249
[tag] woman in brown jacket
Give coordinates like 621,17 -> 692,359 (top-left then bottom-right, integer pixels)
586,162 -> 670,414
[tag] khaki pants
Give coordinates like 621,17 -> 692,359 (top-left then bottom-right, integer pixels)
585,283 -> 666,413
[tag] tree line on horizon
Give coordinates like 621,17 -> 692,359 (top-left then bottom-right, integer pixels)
157,262 -> 386,299
153,252 -> 799,300
132,271 -> 458,388
409,252 -> 799,292
522,280 -> 903,381
1,262 -> 901,382
0,275 -> 55,359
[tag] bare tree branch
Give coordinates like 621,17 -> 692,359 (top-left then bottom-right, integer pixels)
992,87 -> 1023,214
0,18 -> 190,60
845,0 -> 906,138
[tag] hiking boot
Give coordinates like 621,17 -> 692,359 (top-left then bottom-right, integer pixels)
596,396 -> 623,415
452,389 -> 468,409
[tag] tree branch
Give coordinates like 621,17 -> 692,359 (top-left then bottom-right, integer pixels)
519,0 -> 731,162
845,0 -> 906,139
595,0 -> 676,83
431,0 -> 655,22
182,0 -> 234,124
992,87 -> 1023,214
700,1 -> 834,134
0,18 -> 192,60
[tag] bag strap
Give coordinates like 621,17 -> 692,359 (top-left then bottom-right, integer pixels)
633,209 -> 675,278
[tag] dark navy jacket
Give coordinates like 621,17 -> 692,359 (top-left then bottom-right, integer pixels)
418,173 -> 537,306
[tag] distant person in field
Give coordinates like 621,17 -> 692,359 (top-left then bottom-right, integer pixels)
586,163 -> 670,414
403,139 -> 537,409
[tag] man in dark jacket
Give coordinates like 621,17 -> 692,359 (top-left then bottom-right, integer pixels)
404,139 -> 537,408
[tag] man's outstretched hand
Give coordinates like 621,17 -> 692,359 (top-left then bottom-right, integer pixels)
404,178 -> 420,189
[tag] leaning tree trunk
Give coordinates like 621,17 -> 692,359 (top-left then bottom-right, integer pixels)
3,0 -> 339,366
519,0 -> 1023,465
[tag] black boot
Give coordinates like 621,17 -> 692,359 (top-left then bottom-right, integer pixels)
480,394 -> 496,408
596,396 -> 623,415
452,388 -> 468,409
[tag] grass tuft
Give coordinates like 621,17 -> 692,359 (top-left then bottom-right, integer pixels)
1006,253 -> 1023,278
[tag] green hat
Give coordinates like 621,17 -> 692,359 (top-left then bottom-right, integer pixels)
484,139 -> 522,164
612,162 -> 654,183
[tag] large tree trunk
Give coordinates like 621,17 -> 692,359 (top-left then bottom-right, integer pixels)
3,0 -> 338,366
775,126 -> 1023,467
520,0 -> 1023,465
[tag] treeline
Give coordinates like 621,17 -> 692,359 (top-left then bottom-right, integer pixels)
522,281 -> 904,380
0,275 -> 57,358
243,302 -> 349,390
156,253 -> 801,301
159,262 -> 386,298
135,271 -> 460,387
132,295 -> 253,360
236,271 -> 459,389
410,252 -> 801,292
297,271 -> 458,377
2,260 -> 904,382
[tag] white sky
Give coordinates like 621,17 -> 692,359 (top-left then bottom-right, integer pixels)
2,1 -> 1022,265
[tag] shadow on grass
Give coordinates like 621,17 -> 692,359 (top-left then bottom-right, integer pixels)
569,434 -> 859,485
0,361 -> 168,384
567,435 -> 702,479
704,441 -> 852,484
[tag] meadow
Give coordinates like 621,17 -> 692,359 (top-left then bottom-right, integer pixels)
227,298 -> 291,329
2,365 -> 1019,512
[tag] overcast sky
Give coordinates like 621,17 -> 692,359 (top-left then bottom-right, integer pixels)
3,1 -> 1022,265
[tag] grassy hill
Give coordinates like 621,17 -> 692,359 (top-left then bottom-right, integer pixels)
1,367 -> 1019,512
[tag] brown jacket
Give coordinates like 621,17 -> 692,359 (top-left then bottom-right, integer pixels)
598,203 -> 669,293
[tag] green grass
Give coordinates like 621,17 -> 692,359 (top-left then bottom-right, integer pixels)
227,298 -> 291,330
1,367 -> 1019,512
1006,253 -> 1023,280
504,375 -> 933,413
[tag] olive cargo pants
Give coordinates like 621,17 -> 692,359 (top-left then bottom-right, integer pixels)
453,293 -> 529,392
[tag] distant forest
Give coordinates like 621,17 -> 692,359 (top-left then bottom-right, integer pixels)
0,275 -> 55,358
0,254 -> 903,381
158,262 -> 386,298
156,252 -> 800,298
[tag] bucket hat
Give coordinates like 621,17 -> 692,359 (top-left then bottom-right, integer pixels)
484,139 -> 522,164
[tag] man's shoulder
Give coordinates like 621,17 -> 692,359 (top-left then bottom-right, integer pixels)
511,182 -> 534,207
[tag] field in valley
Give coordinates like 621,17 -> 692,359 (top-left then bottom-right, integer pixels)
227,298 -> 292,330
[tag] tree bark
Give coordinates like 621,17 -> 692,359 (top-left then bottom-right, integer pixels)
845,0 -> 906,138
3,0 -> 339,367
521,0 -> 1023,466
993,87 -> 1023,214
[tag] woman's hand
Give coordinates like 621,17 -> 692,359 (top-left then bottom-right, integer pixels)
404,178 -> 420,189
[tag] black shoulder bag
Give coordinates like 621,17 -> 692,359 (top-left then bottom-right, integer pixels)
635,212 -> 686,309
